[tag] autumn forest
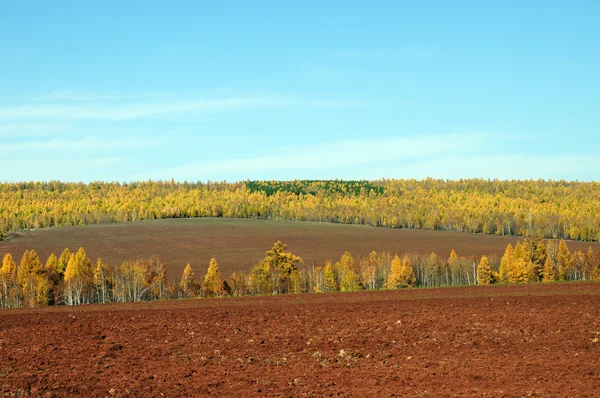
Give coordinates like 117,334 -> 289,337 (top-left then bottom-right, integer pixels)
1,179 -> 600,241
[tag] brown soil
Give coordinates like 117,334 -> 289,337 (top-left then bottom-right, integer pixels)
1,218 -> 597,279
1,282 -> 599,397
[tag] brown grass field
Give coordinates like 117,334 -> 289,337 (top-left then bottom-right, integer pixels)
1,218 -> 598,279
1,282 -> 600,396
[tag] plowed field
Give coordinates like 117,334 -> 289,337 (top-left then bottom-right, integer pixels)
1,218 -> 598,279
1,282 -> 600,396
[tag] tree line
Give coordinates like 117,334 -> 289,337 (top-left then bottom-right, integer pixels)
2,239 -> 599,309
1,179 -> 600,241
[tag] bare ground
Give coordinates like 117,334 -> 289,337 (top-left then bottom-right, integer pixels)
1,282 -> 600,397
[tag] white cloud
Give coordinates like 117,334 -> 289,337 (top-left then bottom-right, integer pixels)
3,133 -> 596,182
0,122 -> 70,138
377,154 -> 600,181
145,133 -> 494,181
130,134 -> 599,182
0,98 -> 267,120
0,156 -> 123,182
24,89 -> 146,102
3,136 -> 161,153
0,95 -> 368,121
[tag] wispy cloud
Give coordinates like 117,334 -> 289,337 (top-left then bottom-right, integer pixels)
0,156 -> 123,182
145,133 -> 494,181
3,132 -> 594,182
129,133 -> 599,182
0,98 -> 267,120
378,154 -> 600,181
0,122 -> 71,138
2,136 -> 161,153
23,89 -> 148,102
0,95 -> 368,120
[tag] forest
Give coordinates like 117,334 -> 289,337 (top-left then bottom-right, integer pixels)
1,238 -> 599,309
1,179 -> 599,241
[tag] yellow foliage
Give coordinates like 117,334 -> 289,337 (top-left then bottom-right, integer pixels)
202,258 -> 226,297
361,256 -> 377,290
557,240 -> 571,280
263,241 -> 303,294
1,253 -> 16,278
340,269 -> 361,292
499,244 -> 514,283
387,255 -> 415,289
324,261 -> 337,292
3,180 -> 599,242
249,261 -> 272,295
63,248 -> 93,305
542,257 -> 556,282
180,263 -> 198,297
477,255 -> 492,285
508,258 -> 529,283
17,249 -> 43,287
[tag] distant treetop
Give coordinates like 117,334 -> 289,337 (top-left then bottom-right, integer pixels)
245,180 -> 385,196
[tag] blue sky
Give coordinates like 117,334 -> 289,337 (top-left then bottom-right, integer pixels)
1,0 -> 598,182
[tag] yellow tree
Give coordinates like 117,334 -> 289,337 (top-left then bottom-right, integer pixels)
334,251 -> 354,290
520,239 -> 533,265
1,253 -> 16,276
229,271 -> 249,296
361,251 -> 378,290
477,255 -> 492,285
45,253 -> 60,305
557,240 -> 571,280
0,253 -> 18,308
93,258 -> 111,303
531,240 -> 547,281
340,269 -> 361,292
512,241 -> 524,260
447,249 -> 458,286
570,250 -> 585,281
588,247 -> 599,280
147,255 -> 168,300
289,271 -> 304,294
311,266 -> 325,293
499,243 -> 514,283
249,261 -> 272,295
18,249 -> 49,307
399,256 -> 416,288
123,259 -> 152,302
57,248 -> 71,278
425,252 -> 441,287
63,248 -> 93,305
202,258 -> 226,297
508,258 -> 529,283
542,257 -> 556,282
324,261 -> 337,292
263,241 -> 303,294
45,253 -> 58,273
386,255 -> 403,289
180,263 -> 198,298
387,255 -> 415,289
448,249 -> 458,266
17,250 -> 43,285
